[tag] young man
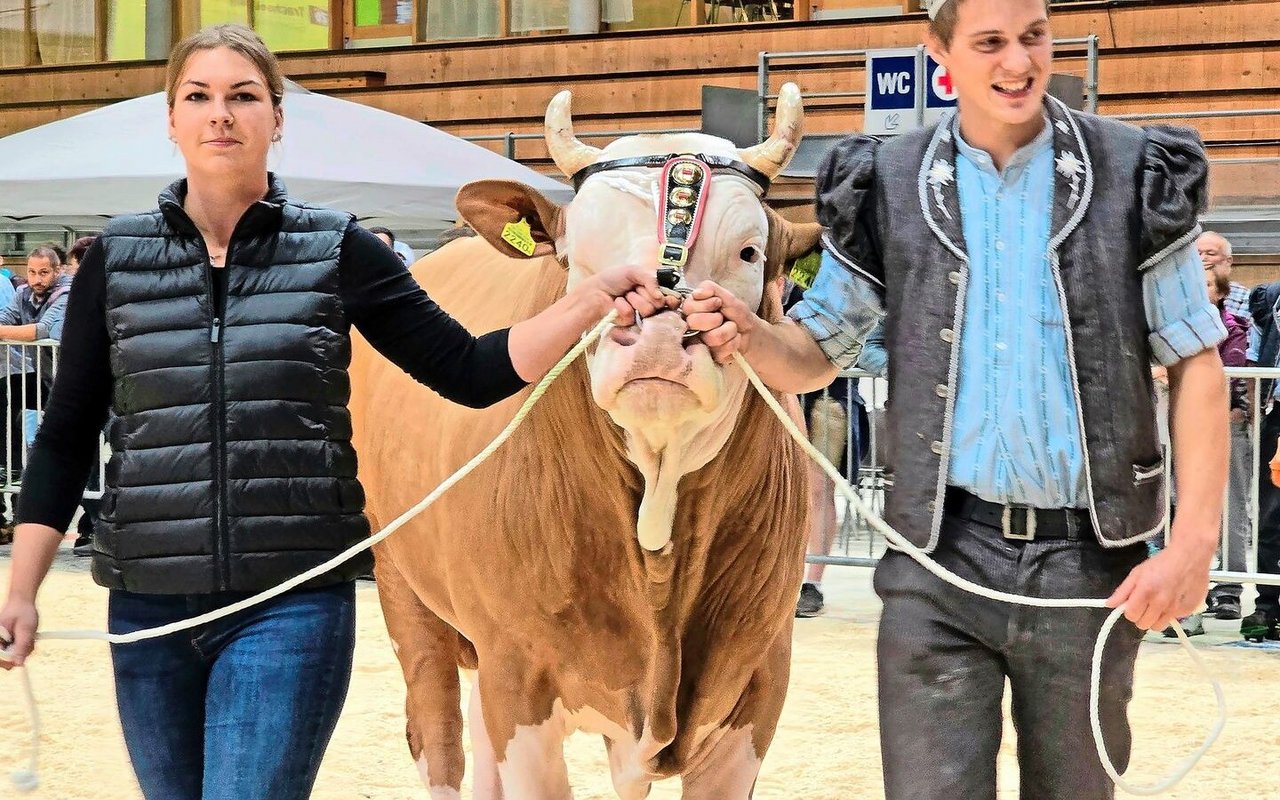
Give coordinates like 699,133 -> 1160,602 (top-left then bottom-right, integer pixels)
682,0 -> 1228,796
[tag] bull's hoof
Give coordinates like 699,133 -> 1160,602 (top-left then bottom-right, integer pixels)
795,583 -> 824,618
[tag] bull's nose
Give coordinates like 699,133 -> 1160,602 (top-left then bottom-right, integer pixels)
635,310 -> 689,341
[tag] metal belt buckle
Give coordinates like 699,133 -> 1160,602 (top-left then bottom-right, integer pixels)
1001,504 -> 1037,541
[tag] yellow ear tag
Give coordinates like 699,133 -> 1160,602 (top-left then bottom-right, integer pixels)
501,217 -> 538,257
788,250 -> 822,290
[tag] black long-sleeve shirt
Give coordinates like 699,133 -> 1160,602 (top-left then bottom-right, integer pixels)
17,222 -> 526,531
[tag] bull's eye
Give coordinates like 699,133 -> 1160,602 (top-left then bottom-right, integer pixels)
740,246 -> 762,263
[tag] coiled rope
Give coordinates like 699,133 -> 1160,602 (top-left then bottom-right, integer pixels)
0,311 -> 1226,796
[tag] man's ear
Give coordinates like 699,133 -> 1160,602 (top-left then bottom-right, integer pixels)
455,180 -> 565,260
924,30 -> 948,69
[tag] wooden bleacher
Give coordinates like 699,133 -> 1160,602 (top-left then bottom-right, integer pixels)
0,0 -> 1276,222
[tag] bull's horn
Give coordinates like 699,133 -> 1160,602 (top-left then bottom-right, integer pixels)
738,82 -> 805,181
545,90 -> 603,179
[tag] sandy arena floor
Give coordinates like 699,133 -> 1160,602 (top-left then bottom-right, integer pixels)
0,545 -> 1276,800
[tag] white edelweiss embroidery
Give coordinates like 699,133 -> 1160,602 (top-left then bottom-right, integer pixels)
926,159 -> 954,220
1055,119 -> 1070,134
927,159 -> 955,186
1055,151 -> 1084,179
1055,150 -> 1085,209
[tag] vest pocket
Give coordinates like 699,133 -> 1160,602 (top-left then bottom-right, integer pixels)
1132,459 -> 1164,486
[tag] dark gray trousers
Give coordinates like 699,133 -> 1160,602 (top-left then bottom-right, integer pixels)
874,513 -> 1148,800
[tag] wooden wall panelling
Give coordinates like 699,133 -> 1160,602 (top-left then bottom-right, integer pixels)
1105,0 -> 1280,49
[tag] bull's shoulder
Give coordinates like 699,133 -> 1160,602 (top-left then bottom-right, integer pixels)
412,237 -> 568,329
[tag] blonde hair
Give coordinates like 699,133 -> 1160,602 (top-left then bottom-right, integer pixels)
165,24 -> 284,109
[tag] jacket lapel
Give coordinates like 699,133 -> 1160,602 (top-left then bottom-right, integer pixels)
918,112 -> 968,262
1045,96 -> 1093,253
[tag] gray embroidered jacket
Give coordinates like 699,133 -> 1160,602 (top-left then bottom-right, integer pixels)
789,97 -> 1208,551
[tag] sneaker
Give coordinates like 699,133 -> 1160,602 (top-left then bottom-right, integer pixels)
1163,613 -> 1204,638
1208,596 -> 1242,620
795,583 -> 824,618
72,533 -> 94,557
1241,610 -> 1280,643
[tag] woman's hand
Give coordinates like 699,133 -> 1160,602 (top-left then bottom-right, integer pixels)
574,265 -> 680,322
0,596 -> 39,669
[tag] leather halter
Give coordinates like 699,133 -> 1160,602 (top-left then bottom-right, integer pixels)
570,153 -> 769,297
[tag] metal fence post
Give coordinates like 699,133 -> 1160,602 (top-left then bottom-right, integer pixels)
1085,34 -> 1099,113
757,50 -> 769,144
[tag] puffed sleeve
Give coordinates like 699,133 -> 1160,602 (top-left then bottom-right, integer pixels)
1137,125 -> 1209,272
814,135 -> 884,286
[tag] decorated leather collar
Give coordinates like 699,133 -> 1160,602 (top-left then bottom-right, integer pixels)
572,153 -> 769,296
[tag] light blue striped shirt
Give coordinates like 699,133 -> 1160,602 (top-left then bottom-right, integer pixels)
948,122 -> 1225,508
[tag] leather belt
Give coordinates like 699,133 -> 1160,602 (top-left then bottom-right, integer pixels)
943,487 -> 1093,542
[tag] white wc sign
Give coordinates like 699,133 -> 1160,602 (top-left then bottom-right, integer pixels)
864,48 -> 925,135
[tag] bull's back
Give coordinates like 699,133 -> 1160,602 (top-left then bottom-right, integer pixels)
348,238 -> 567,608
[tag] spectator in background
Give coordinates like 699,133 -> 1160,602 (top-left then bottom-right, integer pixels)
0,248 -> 67,543
1203,249 -> 1251,621
65,236 -> 96,280
786,249 -> 886,617
369,225 -> 415,265
67,236 -> 101,556
41,242 -> 68,270
1245,280 -> 1280,640
1199,230 -> 1247,318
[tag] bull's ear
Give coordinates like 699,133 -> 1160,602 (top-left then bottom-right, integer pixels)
760,207 -> 823,322
455,180 -> 565,259
763,207 -> 823,283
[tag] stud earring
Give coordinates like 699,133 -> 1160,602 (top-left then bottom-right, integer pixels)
271,132 -> 282,143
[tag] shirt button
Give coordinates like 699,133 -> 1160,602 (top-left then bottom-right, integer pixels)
948,271 -> 961,286
940,328 -> 955,343
931,440 -> 944,455
996,241 -> 1006,251
935,384 -> 949,398
996,342 -> 1008,351
996,291 -> 1006,303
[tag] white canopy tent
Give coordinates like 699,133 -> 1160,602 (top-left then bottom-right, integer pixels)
0,81 -> 570,242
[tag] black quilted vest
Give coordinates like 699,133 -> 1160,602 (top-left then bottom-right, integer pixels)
93,175 -> 372,593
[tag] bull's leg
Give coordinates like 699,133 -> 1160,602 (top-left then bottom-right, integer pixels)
465,670 -> 504,800
604,736 -> 654,800
680,626 -> 792,800
477,673 -> 574,800
373,553 -> 465,799
677,726 -> 763,800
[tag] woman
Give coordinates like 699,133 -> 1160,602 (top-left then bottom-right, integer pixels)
0,24 -> 667,800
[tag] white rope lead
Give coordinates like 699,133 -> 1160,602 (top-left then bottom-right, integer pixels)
732,351 -> 1227,797
0,312 -> 621,793
0,311 -> 1229,796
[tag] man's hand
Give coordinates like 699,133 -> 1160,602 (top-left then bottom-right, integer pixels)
681,280 -> 762,364
1106,529 -> 1215,631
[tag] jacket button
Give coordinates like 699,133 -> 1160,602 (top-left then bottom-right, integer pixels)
927,500 -> 937,513
948,271 -> 961,285
935,383 -> 949,398
940,328 -> 955,343
931,440 -> 944,455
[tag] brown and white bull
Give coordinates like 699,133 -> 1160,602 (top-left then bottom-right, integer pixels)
350,85 -> 818,799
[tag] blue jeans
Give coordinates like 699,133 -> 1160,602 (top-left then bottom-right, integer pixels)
107,583 -> 357,800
